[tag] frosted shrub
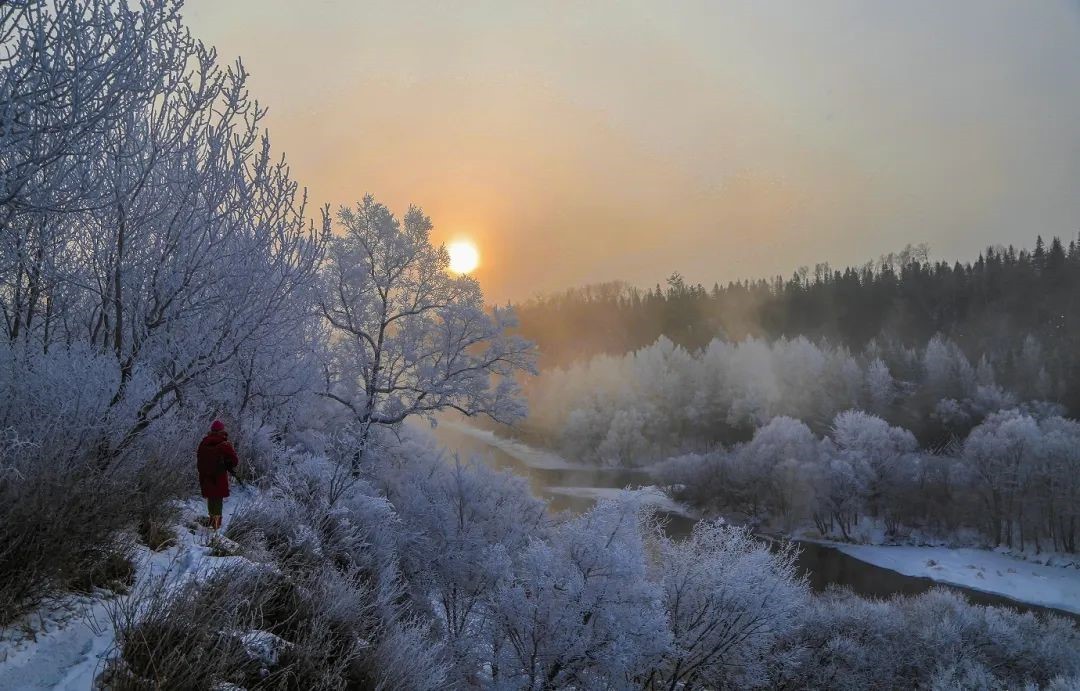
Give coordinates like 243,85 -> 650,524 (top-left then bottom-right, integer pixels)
112,455 -> 447,690
105,562 -> 370,689
648,520 -> 806,689
103,562 -> 267,689
487,496 -> 669,688
226,460 -> 404,612
772,588 -> 1080,690
378,442 -> 545,674
651,452 -> 729,509
0,346 -> 193,623
230,421 -> 286,482
0,437 -> 186,623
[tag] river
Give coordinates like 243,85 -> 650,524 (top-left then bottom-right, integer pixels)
429,421 -> 1079,622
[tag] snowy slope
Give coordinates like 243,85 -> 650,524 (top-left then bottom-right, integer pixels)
0,490 -> 252,690
832,544 -> 1080,615
0,597 -> 114,691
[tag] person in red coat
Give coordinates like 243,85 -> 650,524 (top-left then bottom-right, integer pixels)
197,420 -> 239,530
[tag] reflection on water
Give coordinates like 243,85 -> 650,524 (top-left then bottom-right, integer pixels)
429,423 -> 1078,622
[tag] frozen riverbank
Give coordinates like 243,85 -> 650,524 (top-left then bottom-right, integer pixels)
828,544 -> 1080,615
436,423 -> 1080,618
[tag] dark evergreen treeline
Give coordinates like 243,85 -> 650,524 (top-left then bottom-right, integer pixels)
514,234 -> 1080,414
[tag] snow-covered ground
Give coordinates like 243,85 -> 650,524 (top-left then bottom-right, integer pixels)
0,490 -> 252,690
0,595 -> 114,691
831,544 -> 1080,615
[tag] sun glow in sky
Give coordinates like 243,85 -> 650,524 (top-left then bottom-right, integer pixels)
183,1 -> 1080,302
447,241 -> 480,275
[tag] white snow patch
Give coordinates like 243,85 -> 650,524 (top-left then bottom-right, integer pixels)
0,488 -> 255,690
832,543 -> 1080,615
0,596 -> 114,691
239,629 -> 289,668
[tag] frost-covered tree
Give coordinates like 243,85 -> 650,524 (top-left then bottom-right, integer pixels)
86,62 -> 326,454
962,410 -> 1040,547
648,520 -> 805,689
730,416 -> 820,522
383,450 -> 544,675
0,0 -> 183,346
319,196 -> 535,462
0,0 -> 179,223
829,410 -> 917,522
1034,416 -> 1080,552
0,0 -> 327,458
771,587 -> 1080,690
0,0 -> 328,623
959,410 -> 1080,552
809,453 -> 864,540
488,496 -> 668,689
923,335 -> 976,401
864,357 -> 896,414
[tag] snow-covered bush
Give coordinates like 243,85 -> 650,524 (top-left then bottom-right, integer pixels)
105,561 -> 384,689
0,343 -> 197,623
104,561 -> 276,689
486,496 -> 669,688
648,520 -> 806,689
371,437 -> 546,677
109,443 -> 450,689
771,588 -> 1080,690
102,426 -> 1080,688
653,404 -> 1080,551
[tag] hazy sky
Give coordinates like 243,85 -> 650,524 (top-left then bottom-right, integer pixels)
184,1 -> 1080,303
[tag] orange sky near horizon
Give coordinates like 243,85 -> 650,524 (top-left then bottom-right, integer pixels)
184,1 -> 1080,303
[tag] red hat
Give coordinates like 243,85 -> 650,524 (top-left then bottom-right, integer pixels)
210,420 -> 226,432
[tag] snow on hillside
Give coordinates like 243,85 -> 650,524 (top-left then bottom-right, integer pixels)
0,490 -> 252,690
832,544 -> 1080,615
0,595 -> 113,691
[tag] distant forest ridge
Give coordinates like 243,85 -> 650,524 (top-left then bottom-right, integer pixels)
516,233 -> 1074,366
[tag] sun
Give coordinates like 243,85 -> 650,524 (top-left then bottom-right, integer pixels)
447,240 -> 480,274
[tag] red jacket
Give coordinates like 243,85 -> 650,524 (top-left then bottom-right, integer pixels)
197,431 -> 239,498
